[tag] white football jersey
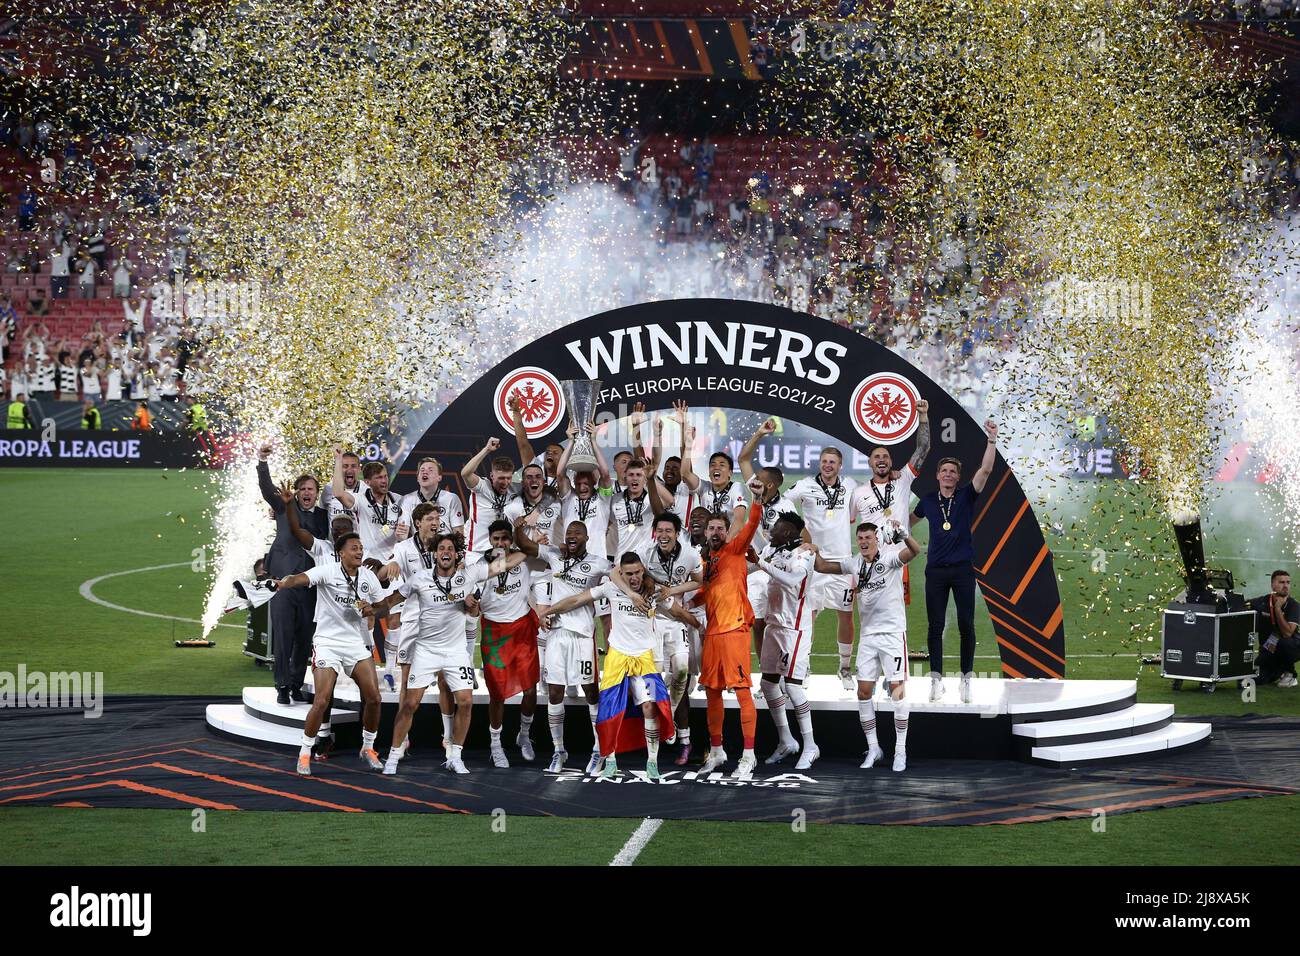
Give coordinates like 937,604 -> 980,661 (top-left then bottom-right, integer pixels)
540,546 -> 610,635
850,464 -> 917,532
789,475 -> 859,558
465,480 -> 519,551
755,491 -> 800,551
504,493 -> 563,551
399,562 -> 490,651
466,550 -> 533,623
657,478 -> 697,522
638,540 -> 703,587
591,580 -> 666,657
839,545 -> 907,634
305,563 -> 384,649
761,546 -> 816,633
695,480 -> 748,521
398,487 -> 465,535
559,491 -> 611,555
609,489 -> 656,558
355,487 -> 402,561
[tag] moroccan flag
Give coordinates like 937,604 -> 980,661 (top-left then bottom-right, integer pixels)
596,646 -> 675,756
480,611 -> 540,701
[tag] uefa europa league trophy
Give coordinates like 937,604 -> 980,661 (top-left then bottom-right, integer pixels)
562,379 -> 603,472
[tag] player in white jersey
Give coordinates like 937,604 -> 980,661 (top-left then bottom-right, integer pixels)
544,554 -> 694,782
330,458 -> 402,561
381,502 -> 449,755
373,534 -> 525,774
609,456 -> 668,558
752,512 -> 819,769
813,521 -> 921,772
635,512 -> 703,725
652,400 -> 701,521
850,398 -> 930,623
321,447 -> 363,524
271,533 -> 385,777
507,392 -> 566,495
674,507 -> 713,765
460,437 -> 522,688
396,457 -> 465,539
698,450 -> 749,532
464,519 -> 539,767
739,418 -> 799,657
788,446 -> 859,690
504,463 -> 563,554
515,520 -> 611,774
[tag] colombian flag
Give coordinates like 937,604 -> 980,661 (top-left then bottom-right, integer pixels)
596,647 -> 675,756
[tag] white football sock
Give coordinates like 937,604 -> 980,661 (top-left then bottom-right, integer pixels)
489,725 -> 502,746
837,641 -> 853,669
299,734 -> 313,758
645,715 -> 659,760
858,699 -> 879,750
316,721 -> 331,740
450,743 -> 463,761
894,699 -> 910,751
361,729 -> 376,751
668,652 -> 690,711
441,713 -> 453,741
548,702 -> 566,750
787,682 -> 815,747
760,678 -> 796,746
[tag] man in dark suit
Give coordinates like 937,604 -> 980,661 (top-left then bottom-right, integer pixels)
257,442 -> 329,704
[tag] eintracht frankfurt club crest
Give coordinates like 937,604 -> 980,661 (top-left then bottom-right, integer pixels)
850,372 -> 921,445
493,366 -> 566,439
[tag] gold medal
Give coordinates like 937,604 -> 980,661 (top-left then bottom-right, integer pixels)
826,509 -> 835,520
382,523 -> 392,536
943,521 -> 952,531
495,585 -> 507,595
354,599 -> 366,612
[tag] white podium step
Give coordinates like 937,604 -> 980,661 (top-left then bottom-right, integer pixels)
206,703 -> 314,747
1013,703 -> 1174,747
1029,721 -> 1211,767
241,686 -> 361,728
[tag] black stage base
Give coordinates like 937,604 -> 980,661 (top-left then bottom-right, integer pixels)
3,697 -> 1296,827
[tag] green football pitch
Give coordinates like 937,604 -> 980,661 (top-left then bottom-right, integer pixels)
1,467 -> 1296,865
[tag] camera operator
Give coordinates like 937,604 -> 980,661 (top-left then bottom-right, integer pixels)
1251,570 -> 1299,688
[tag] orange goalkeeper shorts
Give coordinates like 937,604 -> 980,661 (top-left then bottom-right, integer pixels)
699,627 -> 752,691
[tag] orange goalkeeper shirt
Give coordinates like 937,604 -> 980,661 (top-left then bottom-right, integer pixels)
701,502 -> 763,636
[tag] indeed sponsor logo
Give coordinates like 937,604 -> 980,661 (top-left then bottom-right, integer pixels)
50,886 -> 151,936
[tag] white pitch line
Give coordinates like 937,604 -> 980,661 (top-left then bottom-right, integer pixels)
79,562 -> 242,630
610,818 -> 663,867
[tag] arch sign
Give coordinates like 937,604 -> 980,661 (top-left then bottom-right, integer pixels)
403,299 -> 1065,678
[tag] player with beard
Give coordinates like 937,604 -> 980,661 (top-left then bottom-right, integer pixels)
812,521 -> 921,771
465,519 -> 539,767
508,393 -> 566,494
652,400 -> 701,521
850,398 -> 929,610
634,512 -> 704,743
322,446 -> 363,524
611,457 -> 670,560
739,418 -> 799,660
372,534 -> 525,775
396,457 -> 465,540
271,533 -> 385,776
544,553 -> 692,781
380,502 -> 450,757
515,520 -> 611,774
788,447 -> 859,690
461,437 -> 522,688
753,512 -> 820,769
695,476 -> 766,777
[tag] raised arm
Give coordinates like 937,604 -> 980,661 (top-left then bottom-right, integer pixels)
738,418 -> 776,482
544,588 -> 597,623
723,500 -> 764,555
512,518 -> 544,558
460,436 -> 501,491
971,419 -> 997,493
272,572 -> 312,591
508,394 -> 535,470
758,554 -> 807,589
279,480 -> 316,550
908,399 -> 931,474
256,443 -> 281,511
486,549 -> 528,576
674,402 -> 701,492
898,531 -> 922,564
